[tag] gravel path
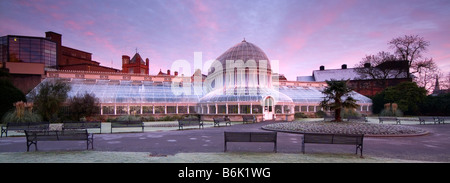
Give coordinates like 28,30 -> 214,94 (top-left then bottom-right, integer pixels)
262,121 -> 429,136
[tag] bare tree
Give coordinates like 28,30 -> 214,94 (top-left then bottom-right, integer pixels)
388,35 -> 431,78
412,59 -> 441,93
444,72 -> 450,90
355,51 -> 406,87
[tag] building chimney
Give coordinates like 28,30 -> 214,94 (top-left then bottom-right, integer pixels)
364,63 -> 371,68
45,32 -> 62,67
145,58 -> 149,74
341,64 -> 347,69
320,65 -> 325,70
122,55 -> 130,64
174,71 -> 178,76
167,69 -> 171,75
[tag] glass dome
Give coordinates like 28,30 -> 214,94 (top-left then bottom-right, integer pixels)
206,40 -> 274,91
208,39 -> 271,75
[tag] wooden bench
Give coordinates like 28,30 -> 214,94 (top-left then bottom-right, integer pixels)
24,129 -> 94,152
178,118 -> 203,130
378,116 -> 401,124
302,133 -> 364,157
242,115 -> 256,124
1,122 -> 49,138
435,116 -> 449,124
110,120 -> 144,133
419,116 -> 439,125
346,116 -> 368,122
63,121 -> 102,133
213,117 -> 231,127
224,131 -> 277,152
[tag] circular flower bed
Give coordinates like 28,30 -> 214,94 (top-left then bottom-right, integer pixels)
262,121 -> 428,137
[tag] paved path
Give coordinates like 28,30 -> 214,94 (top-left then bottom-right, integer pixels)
1,122 -> 449,162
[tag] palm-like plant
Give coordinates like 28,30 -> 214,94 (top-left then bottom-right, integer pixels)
320,79 -> 359,122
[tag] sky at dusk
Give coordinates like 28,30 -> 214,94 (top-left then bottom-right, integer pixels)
1,0 -> 449,80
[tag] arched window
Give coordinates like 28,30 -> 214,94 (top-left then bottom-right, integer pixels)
245,67 -> 249,87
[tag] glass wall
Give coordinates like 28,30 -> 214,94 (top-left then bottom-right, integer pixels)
0,37 -> 7,63
102,106 -> 114,115
240,105 -> 251,114
3,36 -> 57,68
143,106 -> 153,114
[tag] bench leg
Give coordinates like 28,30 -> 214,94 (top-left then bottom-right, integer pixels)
26,140 -> 37,152
356,144 -> 363,157
301,138 -> 305,154
87,134 -> 94,150
224,142 -> 227,152
1,129 -> 7,138
274,142 -> 277,153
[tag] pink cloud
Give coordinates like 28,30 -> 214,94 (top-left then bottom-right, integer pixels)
279,0 -> 357,55
64,20 -> 83,30
84,31 -> 95,36
191,0 -> 218,30
367,31 -> 382,39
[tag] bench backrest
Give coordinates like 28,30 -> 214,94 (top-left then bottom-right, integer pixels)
242,116 -> 255,120
179,118 -> 201,125
303,133 -> 363,145
224,132 -> 277,142
213,117 -> 227,122
436,116 -> 450,119
63,121 -> 101,129
419,116 -> 436,121
111,121 -> 143,127
6,122 -> 49,130
25,129 -> 89,141
379,117 -> 397,120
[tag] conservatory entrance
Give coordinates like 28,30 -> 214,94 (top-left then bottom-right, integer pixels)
263,96 -> 274,121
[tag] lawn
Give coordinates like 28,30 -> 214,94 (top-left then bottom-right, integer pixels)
0,151 -> 433,163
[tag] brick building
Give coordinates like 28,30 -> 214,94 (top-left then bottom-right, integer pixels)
297,62 -> 412,97
0,31 -> 120,93
45,32 -> 120,72
122,52 -> 149,74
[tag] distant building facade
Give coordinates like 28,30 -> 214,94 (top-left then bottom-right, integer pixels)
0,31 -> 120,93
45,32 -> 119,73
432,76 -> 449,96
0,34 -> 57,93
297,62 -> 412,97
122,52 -> 149,74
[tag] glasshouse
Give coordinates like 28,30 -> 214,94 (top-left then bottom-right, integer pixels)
27,40 -> 372,121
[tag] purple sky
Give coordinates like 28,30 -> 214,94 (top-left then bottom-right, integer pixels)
1,0 -> 449,80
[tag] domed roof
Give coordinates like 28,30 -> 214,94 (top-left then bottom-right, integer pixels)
208,39 -> 271,75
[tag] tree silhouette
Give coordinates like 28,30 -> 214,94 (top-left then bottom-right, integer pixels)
320,80 -> 359,122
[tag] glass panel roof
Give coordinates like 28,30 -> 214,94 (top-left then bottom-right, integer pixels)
28,78 -> 202,104
27,78 -> 372,105
199,86 -> 293,104
278,85 -> 372,104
